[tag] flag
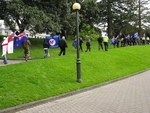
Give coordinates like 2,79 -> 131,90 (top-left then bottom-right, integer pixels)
17,32 -> 26,39
46,35 -> 60,48
14,32 -> 28,49
13,37 -> 23,49
2,33 -> 15,56
72,40 -> 77,49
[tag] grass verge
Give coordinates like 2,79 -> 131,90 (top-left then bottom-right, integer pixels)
0,40 -> 150,109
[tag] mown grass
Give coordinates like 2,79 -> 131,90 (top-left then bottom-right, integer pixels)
0,39 -> 150,110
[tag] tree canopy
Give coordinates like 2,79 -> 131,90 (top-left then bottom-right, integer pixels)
0,0 -> 150,38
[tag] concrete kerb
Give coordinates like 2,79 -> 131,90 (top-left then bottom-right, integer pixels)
0,68 -> 150,113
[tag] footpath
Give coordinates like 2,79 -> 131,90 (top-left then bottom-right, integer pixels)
0,60 -> 150,113
0,59 -> 25,66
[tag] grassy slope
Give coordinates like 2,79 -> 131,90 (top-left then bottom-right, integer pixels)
0,39 -> 150,109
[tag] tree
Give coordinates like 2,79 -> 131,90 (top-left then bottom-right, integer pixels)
2,0 -> 76,37
0,0 -> 7,19
80,23 -> 99,40
136,0 -> 150,36
96,0 -> 140,37
2,0 -> 51,34
2,0 -> 149,38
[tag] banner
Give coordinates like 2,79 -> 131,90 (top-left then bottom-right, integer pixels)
14,32 -> 28,49
72,40 -> 77,49
46,35 -> 60,48
1,33 -> 15,56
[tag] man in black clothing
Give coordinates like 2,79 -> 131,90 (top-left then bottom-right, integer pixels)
58,36 -> 68,56
43,39 -> 49,58
97,36 -> 103,50
79,37 -> 83,52
85,39 -> 91,52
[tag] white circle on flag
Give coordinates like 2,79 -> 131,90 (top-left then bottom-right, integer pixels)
49,39 -> 56,46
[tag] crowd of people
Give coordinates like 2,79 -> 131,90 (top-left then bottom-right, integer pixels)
83,32 -> 150,52
72,34 -> 109,52
110,32 -> 150,48
1,31 -> 149,64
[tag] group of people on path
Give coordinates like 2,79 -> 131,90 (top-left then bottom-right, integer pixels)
43,35 -> 68,58
72,34 -> 109,52
72,37 -> 91,52
3,31 -> 149,64
0,32 -> 31,64
97,34 -> 109,51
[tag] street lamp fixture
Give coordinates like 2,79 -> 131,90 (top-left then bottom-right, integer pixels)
72,3 -> 82,83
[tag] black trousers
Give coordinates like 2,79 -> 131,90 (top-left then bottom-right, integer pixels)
98,42 -> 103,50
59,47 -> 66,56
103,42 -> 108,51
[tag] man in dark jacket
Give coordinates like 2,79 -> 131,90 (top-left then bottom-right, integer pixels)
79,37 -> 83,52
23,39 -> 31,61
97,36 -> 103,50
85,39 -> 91,52
58,36 -> 68,56
43,39 -> 49,58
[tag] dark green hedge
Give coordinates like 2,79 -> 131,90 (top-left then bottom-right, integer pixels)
0,34 -> 7,42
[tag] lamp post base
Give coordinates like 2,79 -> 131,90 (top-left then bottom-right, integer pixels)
76,79 -> 82,83
76,59 -> 82,83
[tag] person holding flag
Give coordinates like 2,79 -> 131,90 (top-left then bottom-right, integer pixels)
1,32 -> 15,64
14,31 -> 31,60
22,38 -> 31,61
1,37 -> 7,64
14,31 -> 27,49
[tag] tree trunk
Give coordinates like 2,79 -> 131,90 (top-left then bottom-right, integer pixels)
138,0 -> 141,37
107,0 -> 113,38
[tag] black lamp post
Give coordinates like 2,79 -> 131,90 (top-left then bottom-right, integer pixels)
72,3 -> 82,83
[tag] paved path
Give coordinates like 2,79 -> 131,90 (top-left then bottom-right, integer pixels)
11,70 -> 149,113
0,59 -> 26,66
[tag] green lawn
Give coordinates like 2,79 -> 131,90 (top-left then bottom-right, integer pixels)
0,39 -> 150,109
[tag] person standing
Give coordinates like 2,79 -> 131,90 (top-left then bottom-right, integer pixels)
58,36 -> 68,56
110,36 -> 116,48
126,34 -> 131,46
97,35 -> 103,50
141,33 -> 146,45
133,32 -> 139,45
23,39 -> 31,61
146,36 -> 150,44
103,34 -> 109,51
1,37 -> 7,64
79,37 -> 83,52
85,39 -> 91,52
43,38 -> 49,58
115,35 -> 120,48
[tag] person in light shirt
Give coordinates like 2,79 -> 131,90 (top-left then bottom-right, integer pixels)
103,34 -> 109,51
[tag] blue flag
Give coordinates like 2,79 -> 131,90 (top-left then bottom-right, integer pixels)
72,40 -> 77,49
14,35 -> 28,49
46,35 -> 60,48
